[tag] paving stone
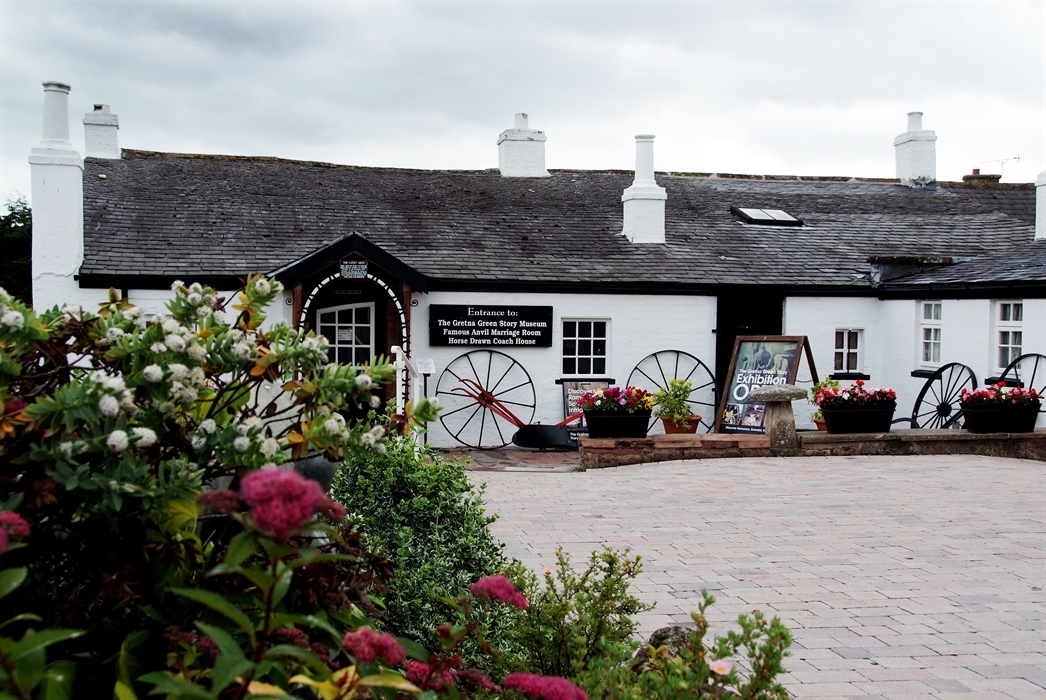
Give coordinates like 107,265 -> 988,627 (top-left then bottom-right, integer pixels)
472,454 -> 1046,700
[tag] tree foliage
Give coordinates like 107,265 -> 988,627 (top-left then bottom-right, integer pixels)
0,198 -> 31,306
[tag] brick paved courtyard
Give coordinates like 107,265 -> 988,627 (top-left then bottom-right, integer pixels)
471,454 -> 1046,699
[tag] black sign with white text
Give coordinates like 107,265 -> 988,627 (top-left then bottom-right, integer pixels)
429,305 -> 553,347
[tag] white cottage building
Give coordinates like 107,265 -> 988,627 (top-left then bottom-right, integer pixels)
28,82 -> 1046,448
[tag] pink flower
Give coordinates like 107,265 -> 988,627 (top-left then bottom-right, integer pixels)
453,668 -> 502,693
196,489 -> 243,514
708,659 -> 732,675
341,627 -> 406,666
275,627 -> 310,648
0,511 -> 29,553
504,673 -> 587,700
0,512 -> 30,538
239,468 -> 344,541
468,574 -> 529,609
405,660 -> 454,691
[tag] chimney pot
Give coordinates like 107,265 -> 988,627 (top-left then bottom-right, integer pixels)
972,168 -> 980,175
1035,170 -> 1045,240
621,134 -> 667,244
83,103 -> 120,159
497,113 -> 548,177
894,111 -> 937,186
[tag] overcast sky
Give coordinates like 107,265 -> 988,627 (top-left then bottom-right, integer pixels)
2,1 -> 1043,211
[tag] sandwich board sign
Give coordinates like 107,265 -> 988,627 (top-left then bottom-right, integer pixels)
715,336 -> 818,434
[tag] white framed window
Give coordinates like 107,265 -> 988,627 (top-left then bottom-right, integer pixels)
834,329 -> 862,372
562,319 -> 608,375
316,302 -> 374,365
994,300 -> 1023,370
920,301 -> 942,366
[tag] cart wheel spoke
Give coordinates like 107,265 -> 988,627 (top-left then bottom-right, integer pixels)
910,362 -> 978,430
628,350 -> 719,434
435,350 -> 536,449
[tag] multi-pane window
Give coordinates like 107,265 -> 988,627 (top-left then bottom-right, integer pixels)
920,301 -> 942,365
317,303 -> 374,364
562,320 -> 608,375
995,301 -> 1023,369
834,329 -> 861,372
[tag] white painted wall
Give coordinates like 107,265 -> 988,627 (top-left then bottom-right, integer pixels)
411,290 -> 717,448
787,295 -> 1046,428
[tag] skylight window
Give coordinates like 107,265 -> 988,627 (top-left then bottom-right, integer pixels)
730,206 -> 804,227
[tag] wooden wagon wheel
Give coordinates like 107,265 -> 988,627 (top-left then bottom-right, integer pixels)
434,350 -> 536,449
910,362 -> 978,429
998,353 -> 1046,394
626,350 -> 719,433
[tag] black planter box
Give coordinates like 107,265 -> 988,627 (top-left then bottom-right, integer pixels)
822,402 -> 896,434
959,403 -> 1041,433
584,411 -> 652,439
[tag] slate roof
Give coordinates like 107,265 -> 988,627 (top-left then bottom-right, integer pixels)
881,238 -> 1046,292
80,149 -> 1038,293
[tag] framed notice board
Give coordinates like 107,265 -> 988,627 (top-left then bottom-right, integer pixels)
715,336 -> 818,434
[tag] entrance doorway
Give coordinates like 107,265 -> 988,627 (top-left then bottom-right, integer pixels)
715,291 -> 783,391
316,302 -> 375,364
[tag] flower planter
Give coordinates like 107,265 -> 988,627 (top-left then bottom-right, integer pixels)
821,402 -> 896,434
584,411 -> 652,439
661,416 -> 702,434
813,418 -> 827,432
959,402 -> 1041,433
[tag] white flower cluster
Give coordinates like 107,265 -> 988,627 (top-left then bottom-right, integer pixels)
166,363 -> 206,404
0,302 -> 25,332
88,371 -> 135,418
252,278 -> 283,297
359,424 -> 386,455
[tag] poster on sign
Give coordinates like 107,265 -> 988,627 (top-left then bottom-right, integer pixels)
715,336 -> 818,434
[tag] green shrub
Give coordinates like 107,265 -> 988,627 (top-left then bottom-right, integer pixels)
330,438 -> 508,652
577,590 -> 793,700
501,546 -> 654,679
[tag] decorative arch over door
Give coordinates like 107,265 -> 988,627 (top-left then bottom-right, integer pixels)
299,271 -> 410,356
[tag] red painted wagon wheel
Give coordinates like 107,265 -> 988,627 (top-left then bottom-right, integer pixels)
434,350 -> 536,449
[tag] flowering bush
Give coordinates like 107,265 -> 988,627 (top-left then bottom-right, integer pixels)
960,382 -> 1041,406
814,379 -> 897,409
652,379 -> 696,425
0,277 -> 439,695
577,386 -> 653,414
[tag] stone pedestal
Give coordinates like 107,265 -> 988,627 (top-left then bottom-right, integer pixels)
749,385 -> 808,451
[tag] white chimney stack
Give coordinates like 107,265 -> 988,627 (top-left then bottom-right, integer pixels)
621,135 -> 666,244
83,104 -> 120,159
29,81 -> 85,310
1035,170 -> 1046,240
497,113 -> 548,177
894,111 -> 937,186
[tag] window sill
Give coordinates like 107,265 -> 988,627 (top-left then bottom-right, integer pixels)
829,372 -> 871,381
555,377 -> 616,385
911,369 -> 938,379
984,375 -> 1023,388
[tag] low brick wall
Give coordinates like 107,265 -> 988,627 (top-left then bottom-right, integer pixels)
798,428 -> 1046,460
579,433 -> 771,469
578,429 -> 1046,469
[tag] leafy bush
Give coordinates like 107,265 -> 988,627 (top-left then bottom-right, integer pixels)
577,590 -> 793,700
0,278 -> 436,696
330,438 -> 509,651
501,547 -> 654,679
